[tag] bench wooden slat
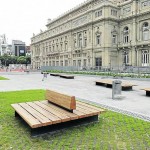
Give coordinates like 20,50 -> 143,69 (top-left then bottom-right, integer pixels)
76,106 -> 96,117
27,102 -> 61,124
37,101 -> 71,122
77,103 -> 100,116
34,101 -> 65,124
11,104 -> 41,128
46,89 -> 76,110
77,101 -> 106,113
73,110 -> 87,118
42,100 -> 79,120
141,88 -> 150,91
19,103 -> 51,126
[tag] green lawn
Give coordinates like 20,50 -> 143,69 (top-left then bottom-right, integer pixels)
0,90 -> 149,150
0,76 -> 9,80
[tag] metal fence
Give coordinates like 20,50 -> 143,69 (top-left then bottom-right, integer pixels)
41,65 -> 150,74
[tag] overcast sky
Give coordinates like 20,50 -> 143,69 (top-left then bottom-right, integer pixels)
0,0 -> 86,45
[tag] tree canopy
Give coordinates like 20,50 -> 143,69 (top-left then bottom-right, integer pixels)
0,55 -> 31,66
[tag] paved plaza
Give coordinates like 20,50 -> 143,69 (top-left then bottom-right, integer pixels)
0,72 -> 150,121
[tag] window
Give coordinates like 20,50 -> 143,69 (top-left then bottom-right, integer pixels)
123,51 -> 129,65
78,60 -> 81,67
83,59 -> 87,67
112,35 -> 117,44
65,43 -> 68,51
74,40 -> 77,48
73,60 -> 76,66
65,60 -> 68,66
142,1 -> 150,7
78,34 -> 82,48
49,61 -> 51,66
123,7 -> 131,14
56,45 -> 59,51
84,38 -> 87,47
60,61 -> 63,66
95,12 -> 98,18
56,61 -> 59,66
98,10 -> 102,16
49,46 -> 51,52
142,22 -> 149,41
53,61 -> 55,66
123,27 -> 129,43
95,10 -> 102,18
111,10 -> 117,16
96,35 -> 101,45
60,44 -> 63,51
142,50 -> 149,66
95,57 -> 102,67
46,47 -> 48,55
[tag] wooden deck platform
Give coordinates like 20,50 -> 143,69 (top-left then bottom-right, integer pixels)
141,88 -> 150,96
50,73 -> 60,76
96,79 -> 137,90
11,100 -> 105,135
59,74 -> 74,79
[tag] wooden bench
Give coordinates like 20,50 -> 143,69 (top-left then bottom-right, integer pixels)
59,74 -> 74,79
96,79 -> 137,90
11,90 -> 105,136
41,72 -> 49,74
50,73 -> 60,76
141,88 -> 150,96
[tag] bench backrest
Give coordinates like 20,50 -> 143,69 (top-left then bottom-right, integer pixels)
45,89 -> 76,111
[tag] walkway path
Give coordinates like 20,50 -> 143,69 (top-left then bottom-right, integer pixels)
0,72 -> 150,121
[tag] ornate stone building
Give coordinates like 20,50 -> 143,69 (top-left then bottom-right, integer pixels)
31,0 -> 150,70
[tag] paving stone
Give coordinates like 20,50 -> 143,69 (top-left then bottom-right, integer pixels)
0,71 -> 150,121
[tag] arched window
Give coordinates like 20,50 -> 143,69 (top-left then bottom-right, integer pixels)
142,50 -> 149,66
142,22 -> 149,41
123,27 -> 129,43
78,34 -> 82,48
74,40 -> 77,48
96,35 -> 101,45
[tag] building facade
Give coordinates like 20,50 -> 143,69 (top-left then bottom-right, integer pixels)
0,34 -> 11,56
31,0 -> 150,70
12,40 -> 26,56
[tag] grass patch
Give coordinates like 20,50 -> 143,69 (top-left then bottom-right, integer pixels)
0,76 -> 9,80
0,90 -> 150,149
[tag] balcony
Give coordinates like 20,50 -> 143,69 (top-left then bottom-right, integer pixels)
47,52 -> 59,57
137,40 -> 150,47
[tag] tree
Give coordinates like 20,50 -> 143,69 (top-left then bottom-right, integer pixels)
17,56 -> 26,64
0,54 -> 10,66
0,55 -> 30,66
25,56 -> 31,65
11,56 -> 19,64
